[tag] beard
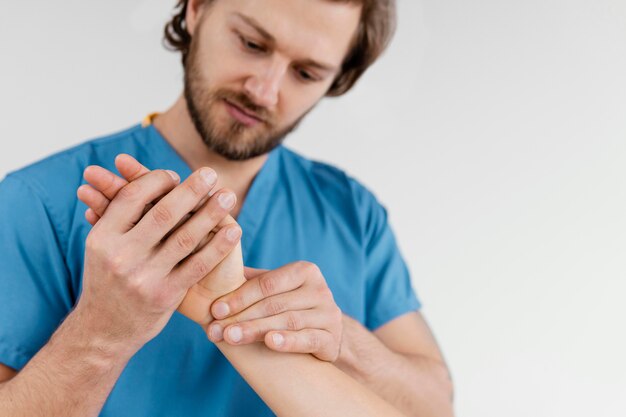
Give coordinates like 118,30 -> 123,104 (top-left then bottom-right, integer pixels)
183,39 -> 305,161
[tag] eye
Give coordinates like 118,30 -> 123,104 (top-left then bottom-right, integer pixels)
296,68 -> 320,83
239,35 -> 265,53
298,70 -> 312,80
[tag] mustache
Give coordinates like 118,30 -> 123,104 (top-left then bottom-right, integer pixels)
216,90 -> 271,122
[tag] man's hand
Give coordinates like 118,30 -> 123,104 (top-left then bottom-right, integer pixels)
78,154 -> 247,328
207,262 -> 343,362
78,157 -> 453,416
76,158 -> 241,352
78,155 -> 343,361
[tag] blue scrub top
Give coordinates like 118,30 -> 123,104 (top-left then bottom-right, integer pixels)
0,123 -> 420,416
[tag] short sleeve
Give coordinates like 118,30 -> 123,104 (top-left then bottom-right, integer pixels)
353,182 -> 421,330
0,175 -> 74,370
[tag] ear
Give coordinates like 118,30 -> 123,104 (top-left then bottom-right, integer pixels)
186,0 -> 208,36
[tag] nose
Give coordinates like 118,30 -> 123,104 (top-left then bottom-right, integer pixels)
243,59 -> 288,108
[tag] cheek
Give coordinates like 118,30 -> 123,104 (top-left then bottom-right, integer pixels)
194,34 -> 249,88
278,89 -> 324,126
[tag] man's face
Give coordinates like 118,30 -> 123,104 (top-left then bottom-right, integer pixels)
184,0 -> 362,160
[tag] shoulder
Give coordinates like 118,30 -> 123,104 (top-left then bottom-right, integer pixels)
278,147 -> 387,233
0,123 -> 147,250
4,123 -> 147,198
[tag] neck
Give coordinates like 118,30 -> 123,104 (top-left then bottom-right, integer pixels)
152,95 -> 270,218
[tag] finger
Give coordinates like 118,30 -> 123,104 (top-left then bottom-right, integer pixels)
126,168 -> 219,245
84,208 -> 100,225
114,154 -> 214,215
114,154 -> 151,182
98,169 -> 181,233
77,184 -> 111,218
181,211 -> 238,256
168,223 -> 242,293
265,329 -> 339,362
151,188 -> 236,269
84,163 -> 173,221
162,211 -> 191,242
211,265 -> 307,320
243,266 -> 269,280
114,157 -> 168,216
209,289 -> 317,332
210,310 -> 328,345
83,165 -> 131,201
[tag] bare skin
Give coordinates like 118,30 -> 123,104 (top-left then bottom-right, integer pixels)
0,0 -> 453,415
77,155 -> 247,328
0,161 -> 404,417
77,155 -> 454,417
79,155 -> 343,361
0,166 -> 243,416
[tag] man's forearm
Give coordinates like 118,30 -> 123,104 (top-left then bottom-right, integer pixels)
335,316 -> 454,417
0,307 -> 136,417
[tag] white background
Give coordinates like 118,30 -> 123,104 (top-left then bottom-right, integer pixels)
1,1 -> 625,416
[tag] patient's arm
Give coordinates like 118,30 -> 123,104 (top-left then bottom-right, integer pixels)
220,342 -> 404,416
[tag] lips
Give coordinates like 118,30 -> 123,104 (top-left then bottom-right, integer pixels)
223,99 -> 264,127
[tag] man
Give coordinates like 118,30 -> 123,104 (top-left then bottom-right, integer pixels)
0,0 -> 453,416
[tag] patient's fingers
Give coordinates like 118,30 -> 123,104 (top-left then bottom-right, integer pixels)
78,183 -> 157,226
85,208 -> 100,225
114,154 -> 151,182
77,184 -> 111,218
81,155 -> 215,240
83,165 -> 129,201
81,154 -> 174,226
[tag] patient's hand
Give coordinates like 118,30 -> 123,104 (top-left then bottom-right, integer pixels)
77,154 -> 246,332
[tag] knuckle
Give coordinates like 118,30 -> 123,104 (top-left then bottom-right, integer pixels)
317,285 -> 333,300
240,323 -> 257,339
259,275 -> 277,298
85,233 -> 102,253
295,260 -> 321,277
151,204 -> 173,227
173,229 -> 196,253
285,311 -> 301,331
118,181 -> 140,199
205,200 -> 228,223
151,288 -> 173,310
265,299 -> 285,316
211,233 -> 232,257
126,277 -> 148,300
189,257 -> 210,278
156,169 -> 174,184
307,334 -> 321,352
229,293 -> 245,312
187,174 -> 209,197
105,253 -> 129,276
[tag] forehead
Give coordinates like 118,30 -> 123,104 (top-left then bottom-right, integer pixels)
211,0 -> 362,65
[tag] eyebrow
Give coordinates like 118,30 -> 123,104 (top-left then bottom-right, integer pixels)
233,12 -> 339,74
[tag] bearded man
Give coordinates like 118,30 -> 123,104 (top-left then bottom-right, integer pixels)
0,1 -> 453,416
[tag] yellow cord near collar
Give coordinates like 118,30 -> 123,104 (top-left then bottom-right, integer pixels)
141,112 -> 160,127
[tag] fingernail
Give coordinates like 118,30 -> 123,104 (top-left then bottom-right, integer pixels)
228,326 -> 242,343
226,226 -> 241,242
166,170 -> 180,182
209,324 -> 223,341
218,192 -> 235,209
200,168 -> 217,186
213,302 -> 230,318
272,333 -> 284,347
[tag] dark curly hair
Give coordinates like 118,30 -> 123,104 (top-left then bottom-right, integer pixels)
163,0 -> 396,96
